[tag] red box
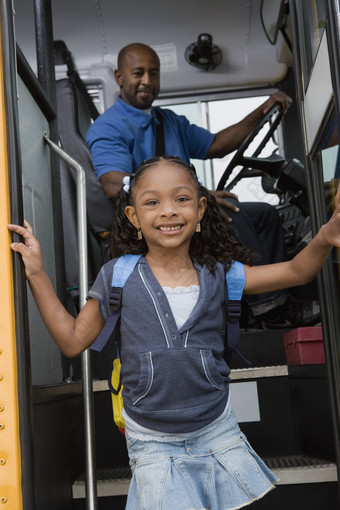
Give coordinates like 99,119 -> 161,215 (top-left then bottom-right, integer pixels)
283,326 -> 325,365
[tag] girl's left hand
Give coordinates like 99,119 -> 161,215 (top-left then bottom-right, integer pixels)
8,220 -> 44,280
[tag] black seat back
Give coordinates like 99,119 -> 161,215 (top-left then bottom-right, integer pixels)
56,78 -> 113,234
54,45 -> 114,313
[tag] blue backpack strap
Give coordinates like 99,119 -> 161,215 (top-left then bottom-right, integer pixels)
224,261 -> 251,366
91,254 -> 142,352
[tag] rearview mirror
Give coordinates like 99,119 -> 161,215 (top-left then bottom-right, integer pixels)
260,0 -> 286,44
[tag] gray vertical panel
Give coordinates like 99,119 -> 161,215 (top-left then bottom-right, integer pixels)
17,75 -> 63,385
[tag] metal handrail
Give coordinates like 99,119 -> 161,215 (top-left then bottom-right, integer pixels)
44,133 -> 97,510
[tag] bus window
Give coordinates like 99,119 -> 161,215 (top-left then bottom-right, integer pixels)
155,101 -> 205,183
296,0 -> 326,89
320,111 -> 340,274
321,114 -> 340,181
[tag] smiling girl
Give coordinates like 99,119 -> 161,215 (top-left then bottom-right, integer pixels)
8,156 -> 340,510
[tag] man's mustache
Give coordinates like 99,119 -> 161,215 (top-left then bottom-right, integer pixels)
138,87 -> 154,93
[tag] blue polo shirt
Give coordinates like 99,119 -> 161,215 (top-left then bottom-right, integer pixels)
86,97 -> 215,179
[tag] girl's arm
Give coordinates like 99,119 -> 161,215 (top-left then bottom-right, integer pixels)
8,221 -> 104,357
244,200 -> 340,295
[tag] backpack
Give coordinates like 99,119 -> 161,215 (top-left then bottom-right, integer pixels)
91,254 -> 248,433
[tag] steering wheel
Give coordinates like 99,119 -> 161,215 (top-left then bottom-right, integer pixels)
216,103 -> 285,191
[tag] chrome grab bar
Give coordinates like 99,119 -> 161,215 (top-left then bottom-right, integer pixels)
44,133 -> 97,510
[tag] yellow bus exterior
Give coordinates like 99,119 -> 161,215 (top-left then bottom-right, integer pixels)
0,27 -> 23,510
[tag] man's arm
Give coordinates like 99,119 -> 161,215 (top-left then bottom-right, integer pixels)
100,171 -> 129,199
86,115 -> 133,199
206,91 -> 292,159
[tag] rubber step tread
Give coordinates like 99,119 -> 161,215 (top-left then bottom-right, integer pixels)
72,456 -> 338,499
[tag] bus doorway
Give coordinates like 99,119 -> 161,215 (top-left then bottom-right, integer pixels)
2,0 -> 340,509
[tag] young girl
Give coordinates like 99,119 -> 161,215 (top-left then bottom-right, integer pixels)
8,156 -> 340,510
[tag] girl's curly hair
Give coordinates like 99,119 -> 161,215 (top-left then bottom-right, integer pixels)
109,156 -> 255,270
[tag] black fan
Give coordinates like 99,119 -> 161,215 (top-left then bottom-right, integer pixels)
185,33 -> 223,71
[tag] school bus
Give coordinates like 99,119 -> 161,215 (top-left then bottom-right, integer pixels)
1,0 -> 340,509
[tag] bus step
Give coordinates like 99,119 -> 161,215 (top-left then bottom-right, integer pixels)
72,456 -> 337,499
263,455 -> 338,485
73,467 -> 131,499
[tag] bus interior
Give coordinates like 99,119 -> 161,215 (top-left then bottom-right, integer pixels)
1,0 -> 340,509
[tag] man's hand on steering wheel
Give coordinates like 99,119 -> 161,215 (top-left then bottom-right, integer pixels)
262,91 -> 292,115
209,189 -> 240,222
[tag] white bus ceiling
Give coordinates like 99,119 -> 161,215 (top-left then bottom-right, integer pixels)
13,0 -> 291,99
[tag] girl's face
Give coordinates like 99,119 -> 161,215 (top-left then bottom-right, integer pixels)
125,163 -> 206,252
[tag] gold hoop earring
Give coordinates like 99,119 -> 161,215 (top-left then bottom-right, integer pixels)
137,229 -> 143,240
196,222 -> 201,233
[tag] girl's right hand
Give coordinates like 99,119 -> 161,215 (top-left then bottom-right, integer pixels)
8,220 -> 44,280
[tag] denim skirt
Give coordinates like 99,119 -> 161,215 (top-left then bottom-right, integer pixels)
125,407 -> 278,510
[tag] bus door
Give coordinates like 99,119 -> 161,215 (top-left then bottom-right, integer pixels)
1,0 -> 95,508
288,0 -> 340,495
0,1 -> 32,508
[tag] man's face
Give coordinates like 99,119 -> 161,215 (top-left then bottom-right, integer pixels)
115,48 -> 160,109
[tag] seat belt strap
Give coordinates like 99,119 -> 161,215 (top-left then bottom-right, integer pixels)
154,108 -> 165,156
69,71 -> 100,121
54,40 -> 100,121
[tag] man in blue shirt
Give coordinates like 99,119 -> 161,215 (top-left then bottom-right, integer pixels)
86,94 -> 214,184
86,43 -> 318,327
